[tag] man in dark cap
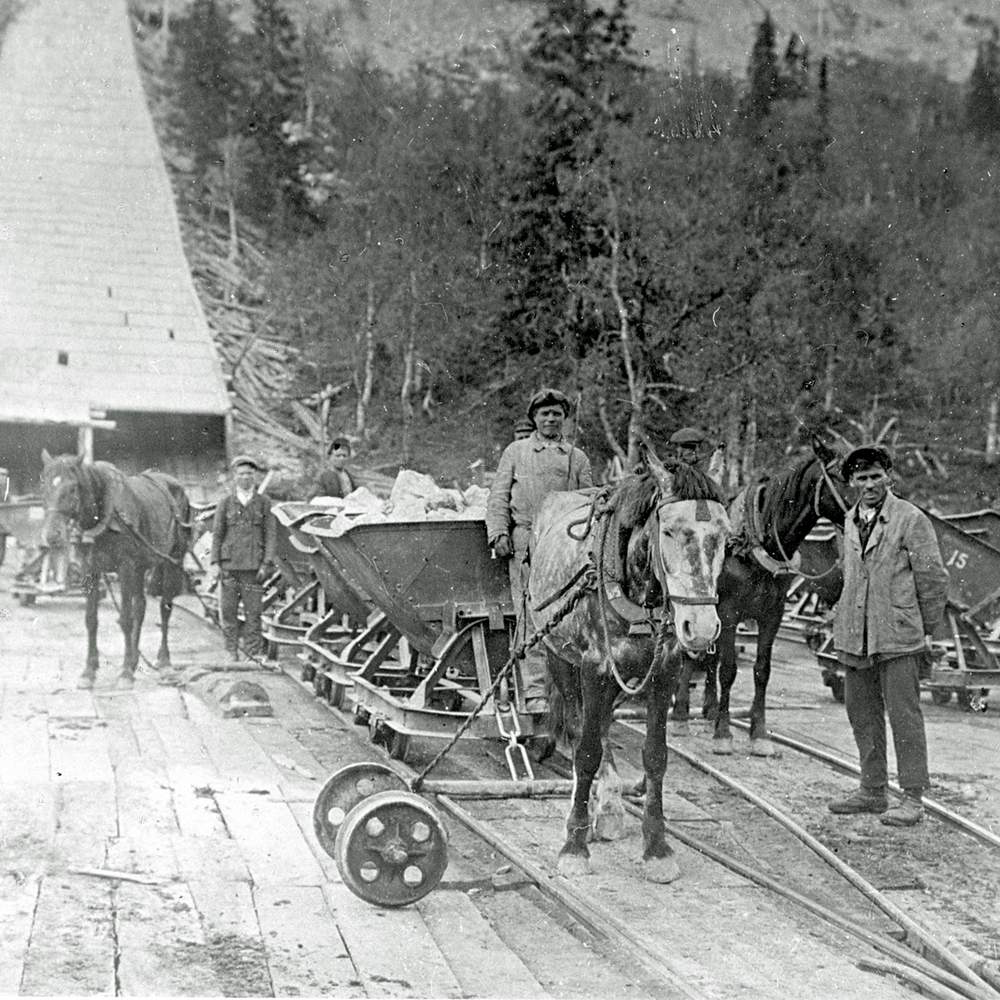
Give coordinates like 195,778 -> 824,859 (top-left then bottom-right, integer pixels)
828,444 -> 947,827
211,455 -> 276,660
310,437 -> 356,500
512,418 -> 535,441
669,426 -> 710,467
487,388 -> 593,714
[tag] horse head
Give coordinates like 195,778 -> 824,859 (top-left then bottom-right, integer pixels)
40,451 -> 93,547
639,446 -> 731,653
808,435 -> 849,526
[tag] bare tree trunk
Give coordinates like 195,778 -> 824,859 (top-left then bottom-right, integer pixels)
823,348 -> 835,412
724,392 -> 742,494
354,228 -> 376,439
603,175 -> 644,467
741,389 -> 758,485
987,392 -> 999,466
597,394 -> 628,465
400,268 -> 418,465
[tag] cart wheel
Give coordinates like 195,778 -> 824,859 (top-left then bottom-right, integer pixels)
334,790 -> 448,907
312,762 -> 407,859
385,727 -> 411,762
327,681 -> 345,709
829,674 -> 844,704
930,688 -> 953,706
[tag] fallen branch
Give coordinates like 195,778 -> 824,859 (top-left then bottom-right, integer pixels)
68,866 -> 164,885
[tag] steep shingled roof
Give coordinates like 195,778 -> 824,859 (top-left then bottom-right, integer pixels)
0,0 -> 230,423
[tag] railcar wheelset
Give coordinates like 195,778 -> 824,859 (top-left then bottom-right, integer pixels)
312,761 -> 449,907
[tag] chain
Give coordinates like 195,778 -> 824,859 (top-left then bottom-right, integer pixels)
409,566 -> 597,792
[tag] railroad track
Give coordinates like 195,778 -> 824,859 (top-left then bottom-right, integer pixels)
170,593 -> 1000,999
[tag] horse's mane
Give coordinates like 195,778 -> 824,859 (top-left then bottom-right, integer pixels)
616,460 -> 726,532
757,452 -> 818,510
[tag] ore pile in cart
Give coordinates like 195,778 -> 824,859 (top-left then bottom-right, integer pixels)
789,509 -> 1000,711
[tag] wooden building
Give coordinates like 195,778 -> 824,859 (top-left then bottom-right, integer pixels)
0,0 -> 229,501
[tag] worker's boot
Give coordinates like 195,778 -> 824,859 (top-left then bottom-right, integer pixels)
828,787 -> 888,815
880,791 -> 924,827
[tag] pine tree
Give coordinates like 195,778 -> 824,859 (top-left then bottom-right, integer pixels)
497,0 -> 639,359
966,30 -> 1000,139
168,0 -> 242,176
743,12 -> 778,121
243,0 -> 307,225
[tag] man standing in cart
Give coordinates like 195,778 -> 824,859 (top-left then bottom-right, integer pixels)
211,456 -> 276,661
828,444 -> 948,827
487,388 -> 593,715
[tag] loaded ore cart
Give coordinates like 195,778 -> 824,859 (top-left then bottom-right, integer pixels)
303,515 -> 541,767
267,502 -> 375,706
804,510 -> 1000,711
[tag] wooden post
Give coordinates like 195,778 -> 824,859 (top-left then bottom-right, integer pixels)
77,425 -> 94,462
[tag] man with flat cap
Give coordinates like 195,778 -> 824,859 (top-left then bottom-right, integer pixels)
211,455 -> 276,660
669,426 -> 710,467
828,444 -> 947,827
487,388 -> 593,714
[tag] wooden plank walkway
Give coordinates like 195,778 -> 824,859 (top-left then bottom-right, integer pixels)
0,569 -> 657,998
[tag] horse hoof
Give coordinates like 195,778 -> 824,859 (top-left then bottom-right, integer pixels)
591,811 -> 628,842
643,854 -> 681,884
670,720 -> 690,737
557,852 -> 591,878
77,675 -> 95,690
116,674 -> 135,689
749,738 -> 777,758
711,737 -> 734,755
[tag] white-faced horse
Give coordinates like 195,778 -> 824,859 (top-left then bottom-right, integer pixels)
527,449 -> 730,882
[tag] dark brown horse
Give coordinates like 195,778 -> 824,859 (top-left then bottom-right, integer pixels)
528,449 -> 730,882
672,441 -> 847,754
40,452 -> 192,689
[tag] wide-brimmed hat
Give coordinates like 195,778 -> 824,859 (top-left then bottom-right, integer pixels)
526,388 -> 571,419
669,426 -> 707,446
231,454 -> 262,471
842,444 -> 892,479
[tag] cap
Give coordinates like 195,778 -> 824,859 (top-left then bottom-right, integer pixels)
513,418 -> 535,433
231,454 -> 262,471
842,445 -> 892,479
526,387 -> 571,419
669,426 -> 707,446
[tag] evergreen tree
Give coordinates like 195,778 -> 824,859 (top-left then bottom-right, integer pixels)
742,12 -> 778,121
966,30 -> 1000,139
496,0 -> 639,360
168,0 -> 242,176
243,0 -> 307,225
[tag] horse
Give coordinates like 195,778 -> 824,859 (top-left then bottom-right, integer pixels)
527,447 -> 730,883
40,452 -> 192,689
671,439 -> 848,755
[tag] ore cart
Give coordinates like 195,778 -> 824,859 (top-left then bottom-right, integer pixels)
304,516 -> 534,761
807,510 -> 1000,710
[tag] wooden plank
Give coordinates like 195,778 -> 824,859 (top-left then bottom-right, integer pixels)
172,834 -> 251,884
214,790 -> 326,886
244,717 -> 323,802
48,716 -> 114,783
0,717 -> 50,784
419,890 -> 548,999
45,687 -> 99,719
286,798 -> 341,884
53,780 -> 117,870
187,878 -> 273,997
0,878 -> 38,995
322,881 -> 463,998
110,765 -> 180,879
19,874 -> 116,995
115,881 -> 224,997
255,884 -> 364,997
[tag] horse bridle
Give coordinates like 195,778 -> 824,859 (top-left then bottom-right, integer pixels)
651,498 -> 721,607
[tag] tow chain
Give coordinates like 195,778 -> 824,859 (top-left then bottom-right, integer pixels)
410,565 -> 597,791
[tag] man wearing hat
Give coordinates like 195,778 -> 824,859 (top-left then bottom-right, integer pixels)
828,444 -> 947,827
669,426 -> 710,467
512,418 -> 535,442
486,388 -> 593,714
310,437 -> 356,500
211,455 -> 276,660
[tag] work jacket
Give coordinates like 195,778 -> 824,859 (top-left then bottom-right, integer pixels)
485,432 -> 593,545
210,492 -> 276,572
833,491 -> 947,661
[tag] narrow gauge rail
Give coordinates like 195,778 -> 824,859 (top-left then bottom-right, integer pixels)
169,584 -> 1000,1000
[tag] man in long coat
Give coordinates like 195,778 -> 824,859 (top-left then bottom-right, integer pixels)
486,388 -> 593,714
828,445 -> 947,826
